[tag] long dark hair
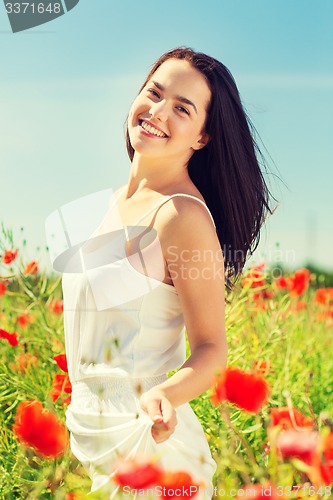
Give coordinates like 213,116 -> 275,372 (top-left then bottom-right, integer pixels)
125,47 -> 274,290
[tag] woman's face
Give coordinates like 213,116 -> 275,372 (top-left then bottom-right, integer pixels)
128,59 -> 211,164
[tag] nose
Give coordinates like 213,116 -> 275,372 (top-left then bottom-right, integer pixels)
149,99 -> 168,122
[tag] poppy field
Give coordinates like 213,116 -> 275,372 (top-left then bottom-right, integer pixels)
0,226 -> 333,499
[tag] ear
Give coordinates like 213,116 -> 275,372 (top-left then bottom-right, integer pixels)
192,132 -> 210,151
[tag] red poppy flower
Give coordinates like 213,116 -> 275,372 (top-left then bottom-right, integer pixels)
211,366 -> 270,414
54,353 -> 68,373
50,298 -> 64,314
315,310 -> 333,321
50,374 -> 72,403
253,360 -> 274,376
113,457 -> 163,489
2,249 -> 18,265
275,269 -> 310,297
0,328 -> 19,346
319,461 -> 333,486
159,470 -> 200,499
23,261 -> 39,275
13,399 -> 68,458
269,407 -> 314,430
11,352 -> 38,373
62,394 -> 72,405
235,482 -> 284,499
65,493 -> 83,500
254,301 -> 267,311
275,276 -> 292,289
17,313 -> 34,329
323,432 -> 333,461
315,288 -> 333,306
0,282 -> 6,296
242,270 -> 266,289
253,290 -> 274,302
276,429 -> 319,465
252,290 -> 274,311
317,434 -> 333,485
290,300 -> 307,312
289,269 -> 311,297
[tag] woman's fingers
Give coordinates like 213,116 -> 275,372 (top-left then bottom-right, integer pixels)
160,397 -> 177,428
140,392 -> 177,443
144,399 -> 164,423
151,398 -> 177,443
151,419 -> 175,443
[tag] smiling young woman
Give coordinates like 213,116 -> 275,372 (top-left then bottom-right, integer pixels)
60,47 -> 274,498
127,58 -> 211,166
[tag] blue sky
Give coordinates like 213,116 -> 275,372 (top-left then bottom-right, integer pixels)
0,0 -> 332,271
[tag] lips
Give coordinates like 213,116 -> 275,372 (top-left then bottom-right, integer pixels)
139,120 -> 168,138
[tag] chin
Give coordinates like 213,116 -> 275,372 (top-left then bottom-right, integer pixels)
129,137 -> 160,158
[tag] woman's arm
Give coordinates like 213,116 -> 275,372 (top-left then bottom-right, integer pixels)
140,198 -> 228,442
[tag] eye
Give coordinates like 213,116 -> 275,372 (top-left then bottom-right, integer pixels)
176,105 -> 190,115
147,88 -> 160,98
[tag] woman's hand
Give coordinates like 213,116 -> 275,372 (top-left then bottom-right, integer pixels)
140,389 -> 177,444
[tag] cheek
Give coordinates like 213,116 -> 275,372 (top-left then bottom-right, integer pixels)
128,97 -> 140,120
178,123 -> 201,141
130,95 -> 147,115
128,103 -> 136,121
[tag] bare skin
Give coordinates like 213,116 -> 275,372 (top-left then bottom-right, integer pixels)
116,59 -> 228,443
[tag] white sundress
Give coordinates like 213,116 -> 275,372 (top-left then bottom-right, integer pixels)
57,188 -> 217,498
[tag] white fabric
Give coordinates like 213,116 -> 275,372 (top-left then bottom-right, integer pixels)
61,190 -> 217,498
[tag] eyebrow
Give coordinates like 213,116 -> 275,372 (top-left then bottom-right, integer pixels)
150,80 -> 198,114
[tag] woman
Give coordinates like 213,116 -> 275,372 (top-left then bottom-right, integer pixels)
59,47 -> 272,498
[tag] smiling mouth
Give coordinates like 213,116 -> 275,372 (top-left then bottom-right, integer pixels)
139,120 -> 168,138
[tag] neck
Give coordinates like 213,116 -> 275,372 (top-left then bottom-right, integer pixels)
126,153 -> 191,197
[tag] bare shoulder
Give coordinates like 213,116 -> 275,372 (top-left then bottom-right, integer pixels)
157,194 -> 218,247
156,193 -> 226,336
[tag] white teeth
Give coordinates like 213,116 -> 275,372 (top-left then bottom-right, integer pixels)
141,121 -> 166,138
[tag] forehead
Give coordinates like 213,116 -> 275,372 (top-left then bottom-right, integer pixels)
149,59 -> 211,110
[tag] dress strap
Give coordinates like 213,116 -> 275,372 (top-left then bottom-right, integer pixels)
113,186 -> 127,205
133,193 -> 216,228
